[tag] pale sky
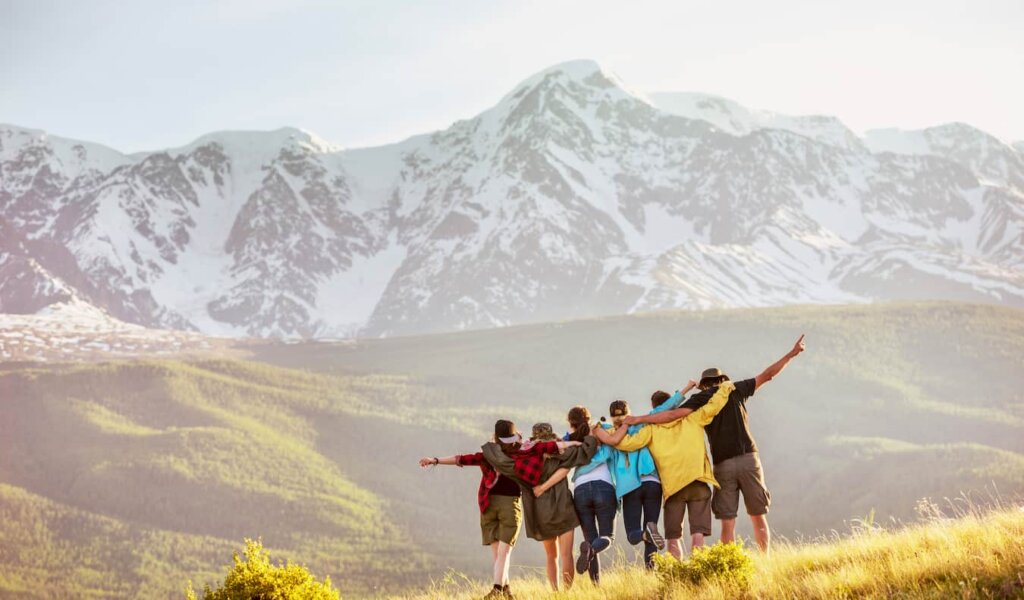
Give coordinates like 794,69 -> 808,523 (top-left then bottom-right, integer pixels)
2,0 -> 1022,152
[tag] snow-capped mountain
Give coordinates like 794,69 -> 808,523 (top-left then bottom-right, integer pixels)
2,59 -> 1023,338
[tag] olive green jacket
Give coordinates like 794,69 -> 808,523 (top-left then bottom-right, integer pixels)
482,436 -> 598,541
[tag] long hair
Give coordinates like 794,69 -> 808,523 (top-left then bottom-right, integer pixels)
567,405 -> 591,443
494,419 -> 522,455
499,439 -> 522,455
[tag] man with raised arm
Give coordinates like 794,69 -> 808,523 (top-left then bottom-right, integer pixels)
623,335 -> 807,553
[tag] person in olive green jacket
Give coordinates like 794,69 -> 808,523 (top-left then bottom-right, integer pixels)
593,381 -> 734,558
482,424 -> 599,592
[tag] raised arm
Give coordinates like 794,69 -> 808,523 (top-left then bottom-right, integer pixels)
533,467 -> 570,497
754,334 -> 806,391
679,379 -> 699,396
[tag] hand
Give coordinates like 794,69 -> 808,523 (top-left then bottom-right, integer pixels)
623,415 -> 640,425
789,334 -> 806,357
533,485 -> 548,497
688,378 -> 699,389
418,457 -> 435,468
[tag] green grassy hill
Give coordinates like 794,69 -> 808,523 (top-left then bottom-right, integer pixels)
0,360 -> 451,597
0,301 -> 1022,598
251,301 -> 1024,567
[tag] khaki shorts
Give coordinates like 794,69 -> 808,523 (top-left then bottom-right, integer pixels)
481,494 -> 522,546
711,452 -> 771,519
662,480 -> 712,539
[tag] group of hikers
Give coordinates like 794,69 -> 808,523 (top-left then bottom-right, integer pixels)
419,335 -> 806,599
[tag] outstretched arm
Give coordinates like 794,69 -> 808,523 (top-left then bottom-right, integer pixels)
754,334 -> 806,391
418,455 -> 460,467
533,468 -> 570,497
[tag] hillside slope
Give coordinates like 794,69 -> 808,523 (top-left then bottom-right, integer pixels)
253,301 -> 1024,539
398,506 -> 1024,599
0,302 -> 1021,598
0,360 -> 456,598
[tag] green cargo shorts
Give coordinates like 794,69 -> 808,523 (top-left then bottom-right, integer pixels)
481,494 -> 522,546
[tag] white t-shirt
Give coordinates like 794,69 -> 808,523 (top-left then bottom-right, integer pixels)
575,462 -> 613,486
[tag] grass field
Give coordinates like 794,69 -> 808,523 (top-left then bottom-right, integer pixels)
397,505 -> 1024,599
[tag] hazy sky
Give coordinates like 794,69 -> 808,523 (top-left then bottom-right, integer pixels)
2,0 -> 1022,152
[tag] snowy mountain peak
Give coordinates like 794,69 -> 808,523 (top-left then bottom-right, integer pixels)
0,124 -> 130,177
174,126 -> 340,159
3,60 -> 1023,338
496,59 -> 639,109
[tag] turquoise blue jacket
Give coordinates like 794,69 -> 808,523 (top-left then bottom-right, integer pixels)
605,391 -> 686,498
571,443 -> 614,483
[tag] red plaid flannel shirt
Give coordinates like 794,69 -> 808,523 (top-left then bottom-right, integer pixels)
456,440 -> 560,513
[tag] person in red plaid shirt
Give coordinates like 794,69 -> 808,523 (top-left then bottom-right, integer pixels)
419,420 -> 579,600
483,422 -> 601,592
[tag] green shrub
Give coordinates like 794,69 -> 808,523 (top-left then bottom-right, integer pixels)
654,542 -> 754,589
187,538 -> 340,600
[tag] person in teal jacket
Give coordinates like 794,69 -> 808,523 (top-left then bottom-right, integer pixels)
602,379 -> 698,568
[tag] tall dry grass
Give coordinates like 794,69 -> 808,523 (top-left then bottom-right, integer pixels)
396,500 -> 1024,600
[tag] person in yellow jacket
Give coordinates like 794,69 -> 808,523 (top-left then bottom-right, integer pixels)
591,381 -> 735,558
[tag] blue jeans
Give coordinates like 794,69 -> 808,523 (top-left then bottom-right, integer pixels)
622,480 -> 663,568
573,480 -> 617,583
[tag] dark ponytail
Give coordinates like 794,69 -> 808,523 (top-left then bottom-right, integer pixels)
567,406 -> 591,443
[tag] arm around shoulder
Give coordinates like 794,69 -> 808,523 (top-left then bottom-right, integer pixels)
614,425 -> 653,452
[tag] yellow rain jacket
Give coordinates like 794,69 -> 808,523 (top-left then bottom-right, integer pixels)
615,381 -> 735,499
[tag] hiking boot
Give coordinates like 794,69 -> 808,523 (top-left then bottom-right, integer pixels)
643,522 -> 666,552
482,585 -> 504,599
575,540 -> 595,574
502,585 -> 515,600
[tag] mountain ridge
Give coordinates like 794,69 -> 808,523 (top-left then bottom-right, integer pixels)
2,60 -> 1022,338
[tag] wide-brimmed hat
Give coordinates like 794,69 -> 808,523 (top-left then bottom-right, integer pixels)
531,422 -> 559,442
699,367 -> 729,385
